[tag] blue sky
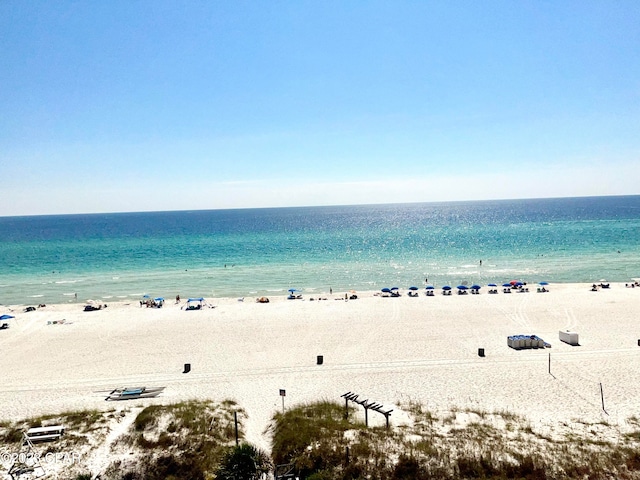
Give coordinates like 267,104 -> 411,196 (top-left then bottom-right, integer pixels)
1,1 -> 639,215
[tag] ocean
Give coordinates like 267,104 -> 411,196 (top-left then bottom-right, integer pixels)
1,196 -> 639,306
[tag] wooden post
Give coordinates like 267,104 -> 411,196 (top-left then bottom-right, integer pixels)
344,397 -> 349,419
234,411 -> 239,446
548,352 -> 551,375
600,383 -> 606,413
345,446 -> 350,465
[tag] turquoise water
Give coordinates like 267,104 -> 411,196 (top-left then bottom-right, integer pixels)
1,196 -> 639,305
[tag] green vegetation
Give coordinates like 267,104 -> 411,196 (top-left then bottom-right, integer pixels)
267,401 -> 640,479
215,443 -> 272,480
108,399 -> 250,479
4,400 -> 640,479
0,425 -> 23,444
268,400 -> 363,469
0,408 -> 111,446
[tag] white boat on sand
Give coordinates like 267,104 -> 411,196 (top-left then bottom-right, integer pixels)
105,386 -> 165,401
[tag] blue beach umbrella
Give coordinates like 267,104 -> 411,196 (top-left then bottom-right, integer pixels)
0,314 -> 15,320
502,283 -> 512,288
539,281 -> 549,286
425,285 -> 435,290
154,297 -> 164,302
442,286 -> 451,291
288,288 -> 300,293
488,283 -> 497,287
381,288 -> 391,293
409,286 -> 418,291
457,285 -> 468,290
471,285 -> 481,290
390,287 -> 399,291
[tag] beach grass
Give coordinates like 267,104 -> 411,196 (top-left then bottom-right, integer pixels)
107,399 -> 248,479
267,400 -> 640,479
3,398 -> 640,478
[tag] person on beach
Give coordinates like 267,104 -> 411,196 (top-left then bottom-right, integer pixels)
176,294 -> 180,304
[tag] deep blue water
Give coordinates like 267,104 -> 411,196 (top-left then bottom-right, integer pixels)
1,196 -> 639,305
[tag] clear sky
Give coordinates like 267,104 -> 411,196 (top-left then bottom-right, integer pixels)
1,1 -> 639,215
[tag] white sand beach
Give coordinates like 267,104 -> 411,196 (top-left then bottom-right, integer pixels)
1,283 -> 640,451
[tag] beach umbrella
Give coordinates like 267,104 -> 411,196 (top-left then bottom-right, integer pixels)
381,288 -> 391,293
456,285 -> 468,290
409,286 -> 418,291
0,314 -> 15,320
471,285 -> 481,290
502,283 -> 512,288
390,287 -> 399,291
442,286 -> 451,291
154,297 -> 164,302
510,280 -> 519,286
425,285 -> 434,290
487,283 -> 497,287
538,281 -> 549,286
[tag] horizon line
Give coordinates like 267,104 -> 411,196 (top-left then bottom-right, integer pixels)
2,193 -> 639,219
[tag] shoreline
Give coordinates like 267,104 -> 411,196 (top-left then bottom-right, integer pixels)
2,279 -> 637,310
1,282 -> 640,452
